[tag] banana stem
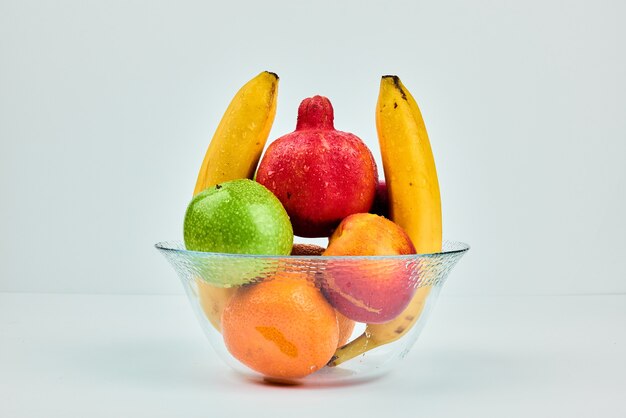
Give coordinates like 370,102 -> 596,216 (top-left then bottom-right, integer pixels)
328,333 -> 378,367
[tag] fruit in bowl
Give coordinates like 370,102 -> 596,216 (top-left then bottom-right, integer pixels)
256,95 -> 378,237
156,71 -> 469,385
184,178 -> 293,304
222,272 -> 340,381
321,213 -> 417,323
184,179 -> 293,257
157,240 -> 468,384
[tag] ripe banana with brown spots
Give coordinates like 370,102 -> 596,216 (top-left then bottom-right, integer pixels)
194,71 -> 279,332
329,75 -> 442,366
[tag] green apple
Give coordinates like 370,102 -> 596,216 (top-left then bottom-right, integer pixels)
184,179 -> 293,255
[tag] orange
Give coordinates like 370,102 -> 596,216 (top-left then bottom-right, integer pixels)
221,273 -> 339,380
289,242 -> 354,347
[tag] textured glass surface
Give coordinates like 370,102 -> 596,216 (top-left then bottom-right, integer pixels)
156,240 -> 469,385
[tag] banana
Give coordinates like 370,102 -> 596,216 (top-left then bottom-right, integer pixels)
194,71 -> 279,195
197,279 -> 236,332
328,75 -> 442,366
194,71 -> 279,332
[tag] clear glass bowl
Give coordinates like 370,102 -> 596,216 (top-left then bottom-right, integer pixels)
155,240 -> 469,386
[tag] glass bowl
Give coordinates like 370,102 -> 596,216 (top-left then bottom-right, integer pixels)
155,240 -> 469,386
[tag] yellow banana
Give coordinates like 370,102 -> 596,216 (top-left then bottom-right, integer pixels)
193,71 -> 279,195
329,75 -> 442,366
194,71 -> 279,332
197,280 -> 236,332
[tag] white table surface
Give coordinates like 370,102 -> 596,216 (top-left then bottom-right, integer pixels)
2,292 -> 625,418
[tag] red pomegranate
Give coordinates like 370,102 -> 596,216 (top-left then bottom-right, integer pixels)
256,96 -> 378,237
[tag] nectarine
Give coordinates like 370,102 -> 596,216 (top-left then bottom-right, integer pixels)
321,213 -> 417,323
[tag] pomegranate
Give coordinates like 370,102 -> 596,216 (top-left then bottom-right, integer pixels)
256,96 -> 378,237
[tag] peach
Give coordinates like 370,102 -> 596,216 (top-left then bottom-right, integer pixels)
256,96 -> 378,237
321,213 -> 416,323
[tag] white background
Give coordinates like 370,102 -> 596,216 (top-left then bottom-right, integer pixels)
1,0 -> 624,296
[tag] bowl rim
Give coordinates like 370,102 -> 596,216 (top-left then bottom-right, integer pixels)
154,240 -> 470,260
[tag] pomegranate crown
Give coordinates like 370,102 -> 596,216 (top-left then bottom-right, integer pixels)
296,95 -> 335,130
